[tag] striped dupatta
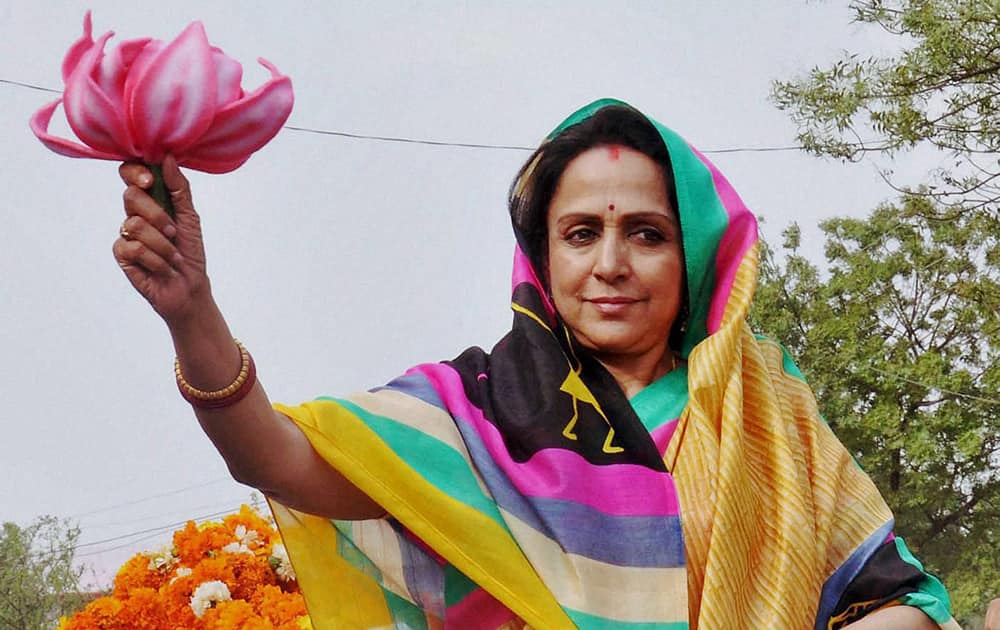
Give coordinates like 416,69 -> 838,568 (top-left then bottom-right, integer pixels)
269,100 -> 958,629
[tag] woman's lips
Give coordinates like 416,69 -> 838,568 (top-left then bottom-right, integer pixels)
586,297 -> 639,315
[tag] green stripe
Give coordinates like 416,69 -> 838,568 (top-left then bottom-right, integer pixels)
444,564 -> 481,607
629,366 -> 689,433
332,520 -> 383,582
567,607 -> 689,630
321,397 -> 507,529
653,119 -> 728,358
383,587 -> 429,629
894,538 -> 954,624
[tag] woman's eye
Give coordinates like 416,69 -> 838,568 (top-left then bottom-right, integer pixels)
633,228 -> 665,243
566,228 -> 598,243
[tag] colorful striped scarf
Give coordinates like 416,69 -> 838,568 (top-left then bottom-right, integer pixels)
270,100 -> 957,629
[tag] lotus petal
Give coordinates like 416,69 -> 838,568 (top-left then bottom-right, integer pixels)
126,22 -> 217,162
63,31 -> 136,157
211,47 -> 244,108
96,37 -> 152,110
61,11 -> 95,82
183,58 -> 293,171
30,99 -> 125,161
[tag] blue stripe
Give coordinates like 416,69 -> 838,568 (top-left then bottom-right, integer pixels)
373,372 -> 449,409
392,521 -> 447,618
814,520 -> 894,630
530,497 -> 684,567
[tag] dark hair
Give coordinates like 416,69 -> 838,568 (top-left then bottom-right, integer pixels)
508,104 -> 687,349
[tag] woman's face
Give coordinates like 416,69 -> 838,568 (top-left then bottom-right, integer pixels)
545,145 -> 684,368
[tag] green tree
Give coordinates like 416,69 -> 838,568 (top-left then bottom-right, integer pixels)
750,197 -> 1000,624
772,0 -> 1000,210
0,516 -> 88,630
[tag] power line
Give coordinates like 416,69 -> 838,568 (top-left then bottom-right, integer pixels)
4,76 -> 809,155
32,503 -> 252,562
0,78 -> 60,94
70,477 -> 233,519
74,505 -> 243,553
284,125 -> 534,152
81,497 -> 252,529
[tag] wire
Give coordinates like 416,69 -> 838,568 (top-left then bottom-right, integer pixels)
70,477 -> 233,519
284,125 -> 534,151
0,78 -> 60,94
5,76 -> 812,155
73,505 -> 243,555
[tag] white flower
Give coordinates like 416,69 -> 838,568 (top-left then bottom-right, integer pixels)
189,580 -> 231,619
144,544 -> 178,572
221,541 -> 253,555
233,524 -> 261,548
269,543 -> 296,582
169,566 -> 193,585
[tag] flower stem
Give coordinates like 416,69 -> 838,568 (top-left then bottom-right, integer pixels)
147,163 -> 176,219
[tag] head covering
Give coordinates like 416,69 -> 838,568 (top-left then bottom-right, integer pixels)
268,100 -> 955,629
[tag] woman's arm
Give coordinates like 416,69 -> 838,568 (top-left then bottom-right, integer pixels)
842,605 -> 937,630
114,157 -> 383,520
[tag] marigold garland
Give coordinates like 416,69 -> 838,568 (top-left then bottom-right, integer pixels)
58,505 -> 310,630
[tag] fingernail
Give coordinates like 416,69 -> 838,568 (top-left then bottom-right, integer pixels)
172,253 -> 184,266
139,174 -> 152,186
164,224 -> 177,238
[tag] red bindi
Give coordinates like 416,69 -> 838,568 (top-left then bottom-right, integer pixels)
608,204 -> 615,211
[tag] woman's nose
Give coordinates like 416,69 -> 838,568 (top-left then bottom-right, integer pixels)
593,233 -> 629,280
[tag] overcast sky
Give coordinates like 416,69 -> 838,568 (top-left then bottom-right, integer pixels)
0,1 -> 932,587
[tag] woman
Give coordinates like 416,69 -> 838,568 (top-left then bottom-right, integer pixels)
114,100 -> 957,629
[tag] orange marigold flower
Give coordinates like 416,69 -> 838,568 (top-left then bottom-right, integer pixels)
173,520 -> 235,564
225,553 -> 277,601
251,584 -> 308,628
203,599 -> 273,630
63,596 -> 125,630
115,587 -> 170,630
112,553 -> 168,598
223,505 -> 275,548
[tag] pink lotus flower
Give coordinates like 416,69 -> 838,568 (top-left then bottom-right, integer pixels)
31,12 -> 294,174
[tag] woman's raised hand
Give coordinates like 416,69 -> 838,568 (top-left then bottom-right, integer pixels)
113,155 -> 210,325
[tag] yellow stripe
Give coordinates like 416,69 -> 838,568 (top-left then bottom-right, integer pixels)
273,400 -> 575,630
511,302 -> 552,332
268,500 -> 395,629
343,389 -> 491,497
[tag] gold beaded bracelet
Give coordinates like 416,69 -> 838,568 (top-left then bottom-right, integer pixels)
175,339 -> 257,409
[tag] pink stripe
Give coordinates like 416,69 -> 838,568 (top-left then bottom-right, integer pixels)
691,148 -> 758,333
649,418 -> 680,456
413,364 -> 680,517
511,245 -> 556,321
445,586 -> 518,629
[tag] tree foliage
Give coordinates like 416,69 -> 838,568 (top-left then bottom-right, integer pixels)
750,197 -> 1000,623
0,516 -> 88,630
772,0 -> 1000,210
